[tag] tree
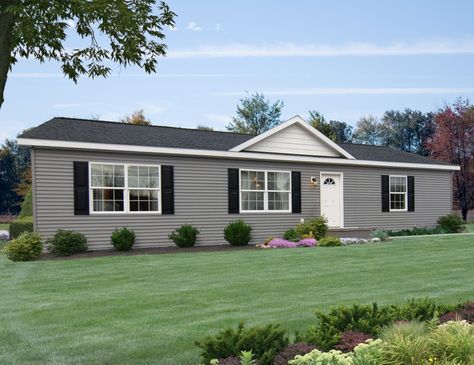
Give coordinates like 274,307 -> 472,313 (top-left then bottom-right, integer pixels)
307,111 -> 352,143
196,125 -> 214,131
427,99 -> 474,221
352,115 -> 382,145
380,109 -> 435,155
226,93 -> 284,135
0,137 -> 31,214
120,110 -> 151,126
0,1 -> 176,108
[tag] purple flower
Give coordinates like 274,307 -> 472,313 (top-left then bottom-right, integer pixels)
266,237 -> 317,248
297,238 -> 317,247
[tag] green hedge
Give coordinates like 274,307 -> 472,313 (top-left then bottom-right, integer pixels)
9,217 -> 34,239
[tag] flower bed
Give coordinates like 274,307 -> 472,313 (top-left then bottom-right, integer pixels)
257,238 -> 317,248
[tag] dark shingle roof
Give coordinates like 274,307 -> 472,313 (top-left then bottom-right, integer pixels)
20,117 -> 453,166
339,143 -> 453,166
20,117 -> 254,151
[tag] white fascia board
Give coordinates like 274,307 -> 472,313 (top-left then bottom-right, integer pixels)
229,115 -> 356,160
18,137 -> 461,171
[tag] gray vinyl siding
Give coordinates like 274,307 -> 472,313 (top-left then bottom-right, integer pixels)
33,148 -> 453,250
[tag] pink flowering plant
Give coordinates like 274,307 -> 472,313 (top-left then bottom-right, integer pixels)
260,237 -> 317,248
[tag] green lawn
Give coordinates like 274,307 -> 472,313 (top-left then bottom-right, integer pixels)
466,222 -> 474,233
0,223 -> 8,231
0,236 -> 473,365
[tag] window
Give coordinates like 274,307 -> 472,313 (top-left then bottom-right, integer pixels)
323,178 -> 336,185
90,163 -> 160,213
389,175 -> 407,211
240,170 -> 291,212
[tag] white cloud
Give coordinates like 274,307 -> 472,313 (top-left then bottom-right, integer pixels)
216,87 -> 474,97
186,22 -> 202,32
214,23 -> 222,31
168,40 -> 474,58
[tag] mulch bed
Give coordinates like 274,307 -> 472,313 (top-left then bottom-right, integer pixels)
39,244 -> 257,261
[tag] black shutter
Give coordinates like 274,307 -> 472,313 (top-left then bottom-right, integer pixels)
291,171 -> 301,213
408,176 -> 415,212
381,175 -> 389,212
73,161 -> 89,215
161,166 -> 174,214
228,168 -> 239,214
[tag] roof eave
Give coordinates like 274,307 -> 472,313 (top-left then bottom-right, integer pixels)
18,137 -> 460,171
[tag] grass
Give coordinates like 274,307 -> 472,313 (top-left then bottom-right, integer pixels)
0,223 -> 9,231
465,222 -> 474,233
0,235 -> 473,365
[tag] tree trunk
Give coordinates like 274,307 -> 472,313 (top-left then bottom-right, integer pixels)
0,1 -> 16,109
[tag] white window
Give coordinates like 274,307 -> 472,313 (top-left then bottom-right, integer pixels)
240,170 -> 291,212
389,175 -> 407,212
90,163 -> 160,214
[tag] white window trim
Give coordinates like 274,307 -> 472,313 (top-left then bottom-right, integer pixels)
389,175 -> 408,212
89,162 -> 162,215
239,169 -> 292,213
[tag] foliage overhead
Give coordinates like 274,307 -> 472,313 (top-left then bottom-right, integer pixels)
0,0 -> 176,108
227,93 -> 284,135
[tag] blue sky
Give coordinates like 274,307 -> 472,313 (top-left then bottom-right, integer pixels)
2,0 -> 474,141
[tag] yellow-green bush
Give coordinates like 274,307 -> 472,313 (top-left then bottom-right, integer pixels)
3,232 -> 43,261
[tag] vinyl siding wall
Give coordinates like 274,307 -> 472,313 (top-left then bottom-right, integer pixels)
33,148 -> 452,250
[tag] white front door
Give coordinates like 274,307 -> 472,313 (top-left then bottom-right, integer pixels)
320,173 -> 342,227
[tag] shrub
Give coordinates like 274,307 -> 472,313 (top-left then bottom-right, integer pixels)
304,299 -> 455,351
334,331 -> 373,352
9,216 -> 33,239
352,339 -> 384,365
428,320 -> 474,364
195,322 -> 288,365
2,232 -> 43,261
319,236 -> 341,247
305,302 -> 394,351
380,321 -> 430,365
289,349 -> 352,365
295,217 -> 328,239
437,214 -> 465,233
18,188 -> 33,218
47,230 -> 88,256
370,229 -> 389,241
218,357 -> 240,365
224,220 -> 252,246
440,302 -> 474,324
283,228 -> 300,242
387,226 -> 446,237
111,227 -> 136,251
169,224 -> 199,248
272,343 -> 317,365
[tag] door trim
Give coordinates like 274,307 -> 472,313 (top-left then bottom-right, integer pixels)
320,172 -> 344,228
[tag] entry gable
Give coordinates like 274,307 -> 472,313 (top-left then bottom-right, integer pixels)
230,116 -> 356,159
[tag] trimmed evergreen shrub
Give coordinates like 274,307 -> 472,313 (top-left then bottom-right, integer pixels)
437,214 -> 465,233
169,224 -> 199,247
224,220 -> 252,246
18,188 -> 33,218
47,229 -> 88,256
3,232 -> 43,261
295,217 -> 328,239
9,217 -> 33,239
370,229 -> 389,241
195,322 -> 288,365
283,228 -> 300,242
111,227 -> 136,251
319,236 -> 341,247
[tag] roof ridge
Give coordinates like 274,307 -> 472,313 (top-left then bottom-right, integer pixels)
52,116 -> 256,137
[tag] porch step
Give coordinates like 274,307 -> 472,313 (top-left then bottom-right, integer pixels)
327,227 -> 372,239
